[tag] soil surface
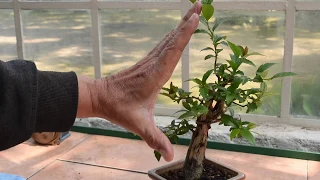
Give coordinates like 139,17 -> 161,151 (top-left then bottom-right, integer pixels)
160,163 -> 235,180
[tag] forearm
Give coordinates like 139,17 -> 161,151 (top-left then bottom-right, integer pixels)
0,60 -> 78,150
76,76 -> 96,118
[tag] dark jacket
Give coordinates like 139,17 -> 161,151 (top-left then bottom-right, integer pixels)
0,60 -> 78,150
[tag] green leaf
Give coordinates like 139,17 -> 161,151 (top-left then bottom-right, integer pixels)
199,16 -> 207,26
247,122 -> 257,130
261,70 -> 269,79
269,72 -> 297,80
194,29 -> 210,35
214,34 -> 227,43
216,49 -> 223,53
171,120 -> 176,126
227,41 -> 242,57
162,87 -> 170,92
189,0 -> 196,4
226,60 -> 237,72
202,4 -> 214,21
220,41 -> 228,46
173,109 -> 187,115
228,77 -> 242,92
195,105 -> 209,115
226,93 -> 235,105
244,52 -> 264,58
205,54 -> 214,60
256,63 -> 276,74
201,47 -> 214,52
199,87 -> 209,98
242,58 -> 256,67
188,78 -> 203,86
202,69 -> 214,83
240,129 -> 255,145
221,114 -> 239,128
212,19 -> 225,32
228,108 -> 235,117
241,76 -> 249,85
260,82 -> 267,91
179,111 -> 194,119
154,150 -> 162,161
182,101 -> 191,110
230,129 -> 240,140
201,0 -> 213,4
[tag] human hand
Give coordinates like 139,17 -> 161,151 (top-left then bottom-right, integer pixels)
77,1 -> 202,162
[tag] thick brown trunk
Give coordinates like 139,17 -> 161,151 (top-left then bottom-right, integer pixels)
183,123 -> 209,180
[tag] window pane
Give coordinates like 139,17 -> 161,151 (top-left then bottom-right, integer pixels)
0,10 -> 17,61
100,9 -> 181,107
190,11 -> 285,116
22,10 -> 94,77
292,11 -> 320,119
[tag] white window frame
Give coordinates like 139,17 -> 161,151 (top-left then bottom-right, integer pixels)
0,0 -> 320,128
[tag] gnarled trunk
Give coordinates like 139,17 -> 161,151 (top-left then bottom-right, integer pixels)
183,123 -> 209,180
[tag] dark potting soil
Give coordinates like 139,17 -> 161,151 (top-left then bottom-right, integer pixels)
160,163 -> 235,180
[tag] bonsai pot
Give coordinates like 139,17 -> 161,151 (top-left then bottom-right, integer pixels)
148,158 -> 245,180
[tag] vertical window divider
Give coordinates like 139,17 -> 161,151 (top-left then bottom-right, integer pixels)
13,0 -> 24,60
181,0 -> 191,92
91,0 -> 102,79
281,0 -> 296,119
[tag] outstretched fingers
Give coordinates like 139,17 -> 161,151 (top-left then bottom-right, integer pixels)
156,13 -> 200,84
141,124 -> 174,162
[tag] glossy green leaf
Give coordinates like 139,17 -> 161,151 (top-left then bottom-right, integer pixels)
247,122 -> 257,130
228,108 -> 235,117
178,111 -> 194,119
214,34 -> 227,43
189,78 -> 203,86
221,114 -> 239,128
230,129 -> 240,140
241,129 -> 255,145
201,0 -> 213,4
202,69 -> 214,83
226,93 -> 235,105
228,77 -> 242,92
194,29 -> 210,35
182,101 -> 191,110
199,87 -> 209,98
242,58 -> 256,67
269,72 -> 297,80
205,54 -> 214,60
227,41 -> 242,57
154,150 -> 162,161
199,16 -> 207,26
195,105 -> 209,114
201,47 -> 214,52
202,4 -> 214,21
244,52 -> 264,58
212,19 -> 225,32
260,82 -> 267,91
256,63 -> 276,74
190,0 -> 196,4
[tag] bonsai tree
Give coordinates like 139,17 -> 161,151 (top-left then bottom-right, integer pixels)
154,0 -> 296,179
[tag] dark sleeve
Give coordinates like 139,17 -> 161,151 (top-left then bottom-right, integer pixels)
0,60 -> 79,150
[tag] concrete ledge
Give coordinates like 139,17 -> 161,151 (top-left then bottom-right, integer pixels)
74,116 -> 320,153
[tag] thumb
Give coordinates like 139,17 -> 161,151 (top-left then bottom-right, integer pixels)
141,124 -> 174,162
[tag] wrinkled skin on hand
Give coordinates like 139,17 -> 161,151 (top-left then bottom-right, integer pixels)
87,1 -> 201,162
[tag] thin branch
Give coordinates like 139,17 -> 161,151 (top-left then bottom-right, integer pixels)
232,102 -> 247,107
